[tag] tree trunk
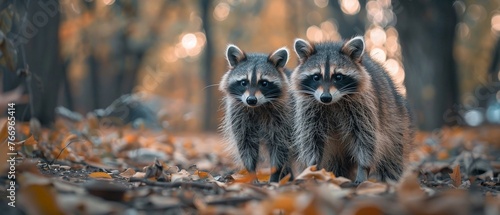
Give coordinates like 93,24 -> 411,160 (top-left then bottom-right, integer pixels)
200,0 -> 217,131
2,0 -> 62,126
394,0 -> 459,130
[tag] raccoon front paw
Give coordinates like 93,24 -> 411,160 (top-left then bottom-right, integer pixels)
354,166 -> 369,185
353,179 -> 365,185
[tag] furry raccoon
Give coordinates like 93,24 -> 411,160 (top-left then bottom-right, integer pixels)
290,36 -> 415,183
219,44 -> 293,182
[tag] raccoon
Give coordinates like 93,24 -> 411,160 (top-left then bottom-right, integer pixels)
219,44 -> 293,182
290,36 -> 414,183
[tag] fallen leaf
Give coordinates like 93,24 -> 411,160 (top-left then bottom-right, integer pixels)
356,181 -> 388,195
196,170 -> 212,179
397,173 -> 426,208
0,120 -> 8,143
23,135 -> 38,146
331,176 -> 352,186
232,172 -> 256,183
171,169 -> 191,182
119,168 -> 136,178
131,172 -> 146,179
89,172 -> 112,179
450,165 -> 462,187
279,174 -> 291,185
350,203 -> 384,215
295,165 -> 335,181
19,184 -> 65,215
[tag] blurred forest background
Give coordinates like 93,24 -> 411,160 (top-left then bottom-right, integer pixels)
1,0 -> 500,132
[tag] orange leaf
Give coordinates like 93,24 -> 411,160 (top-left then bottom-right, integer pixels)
352,203 -> 384,215
437,150 -> 449,160
19,184 -> 65,215
256,169 -> 271,182
24,135 -> 38,146
124,134 -> 139,144
278,174 -> 291,185
450,165 -> 462,187
89,172 -> 112,179
295,165 -> 335,181
119,168 -> 136,178
232,172 -> 256,183
60,134 -> 78,148
0,120 -> 8,144
196,170 -> 211,179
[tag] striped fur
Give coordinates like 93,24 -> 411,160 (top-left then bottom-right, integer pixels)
219,45 -> 294,182
290,37 -> 415,183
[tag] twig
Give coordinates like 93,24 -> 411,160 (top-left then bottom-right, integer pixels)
205,196 -> 264,205
129,178 -> 217,190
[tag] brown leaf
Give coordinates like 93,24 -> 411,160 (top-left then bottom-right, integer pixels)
0,120 -> 8,144
19,184 -> 66,215
232,172 -> 256,183
23,135 -> 38,146
350,203 -> 384,215
356,181 -> 388,195
397,172 -> 426,210
295,165 -> 335,181
89,172 -> 112,179
450,165 -> 462,187
196,170 -> 212,179
279,174 -> 291,185
119,168 -> 136,178
331,176 -> 352,186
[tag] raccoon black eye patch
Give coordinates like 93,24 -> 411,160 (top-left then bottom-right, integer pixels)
228,81 -> 247,96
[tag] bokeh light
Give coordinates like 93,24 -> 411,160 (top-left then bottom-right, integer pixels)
370,47 -> 387,63
464,109 -> 484,127
307,25 -> 324,42
385,58 -> 399,75
163,47 -> 178,63
182,33 -> 197,50
103,0 -> 115,6
492,13 -> 500,34
467,4 -> 486,22
314,0 -> 329,8
369,26 -> 386,47
340,0 -> 360,15
214,2 -> 230,21
457,22 -> 470,39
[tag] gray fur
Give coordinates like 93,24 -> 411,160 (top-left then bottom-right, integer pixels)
219,45 -> 294,182
291,37 -> 415,183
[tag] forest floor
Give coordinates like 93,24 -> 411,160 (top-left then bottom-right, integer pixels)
1,118 -> 500,215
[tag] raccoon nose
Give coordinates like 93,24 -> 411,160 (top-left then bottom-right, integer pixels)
246,96 -> 258,106
320,93 -> 332,103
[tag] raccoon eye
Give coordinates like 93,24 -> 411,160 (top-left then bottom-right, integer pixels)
261,81 -> 269,87
240,80 -> 248,86
334,74 -> 343,81
312,75 -> 321,81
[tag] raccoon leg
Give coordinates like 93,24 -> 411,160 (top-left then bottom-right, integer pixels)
376,143 -> 404,181
268,137 -> 291,182
352,130 -> 376,184
235,131 -> 260,175
294,126 -> 324,169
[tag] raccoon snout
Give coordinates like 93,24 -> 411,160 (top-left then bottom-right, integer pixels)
246,96 -> 258,106
320,93 -> 333,103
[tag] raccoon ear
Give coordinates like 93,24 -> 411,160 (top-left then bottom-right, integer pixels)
268,47 -> 289,68
342,36 -> 365,61
294,38 -> 314,63
226,44 -> 246,68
